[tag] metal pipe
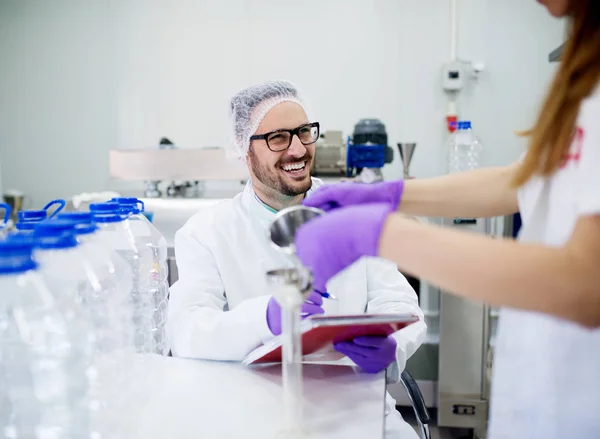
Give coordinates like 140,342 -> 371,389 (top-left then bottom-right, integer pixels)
281,298 -> 303,431
450,0 -> 458,61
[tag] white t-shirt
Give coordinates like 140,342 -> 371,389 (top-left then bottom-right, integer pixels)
489,88 -> 600,439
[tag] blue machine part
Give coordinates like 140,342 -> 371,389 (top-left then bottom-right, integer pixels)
346,136 -> 387,177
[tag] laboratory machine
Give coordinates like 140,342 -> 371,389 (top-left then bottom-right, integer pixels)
312,119 -> 404,182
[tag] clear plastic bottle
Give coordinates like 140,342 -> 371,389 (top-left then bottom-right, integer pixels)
52,214 -> 137,437
89,202 -> 157,354
112,197 -> 169,355
0,237 -> 89,439
447,121 -> 483,174
0,238 -> 45,439
30,223 -> 98,438
42,217 -> 135,355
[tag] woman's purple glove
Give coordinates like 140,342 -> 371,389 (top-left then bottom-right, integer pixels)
295,203 -> 393,293
266,290 -> 325,336
334,335 -> 397,374
303,180 -> 404,212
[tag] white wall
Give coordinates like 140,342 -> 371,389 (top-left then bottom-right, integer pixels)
0,0 -> 564,206
0,0 -> 117,206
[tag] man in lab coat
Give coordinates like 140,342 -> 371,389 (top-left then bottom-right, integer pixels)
167,80 -> 426,438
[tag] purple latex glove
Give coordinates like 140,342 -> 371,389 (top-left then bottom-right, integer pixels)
295,203 -> 393,293
303,180 -> 404,212
266,290 -> 325,336
334,336 -> 397,374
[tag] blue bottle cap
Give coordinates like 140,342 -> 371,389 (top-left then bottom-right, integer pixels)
118,204 -> 141,215
74,223 -> 98,235
89,202 -> 120,213
15,221 -> 39,231
34,219 -> 77,233
33,233 -> 78,250
89,202 -> 125,223
57,212 -> 93,224
0,238 -> 37,274
110,197 -> 145,213
32,221 -> 78,249
111,197 -> 139,204
18,210 -> 47,222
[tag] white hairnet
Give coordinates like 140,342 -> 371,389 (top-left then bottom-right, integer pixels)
226,80 -> 311,160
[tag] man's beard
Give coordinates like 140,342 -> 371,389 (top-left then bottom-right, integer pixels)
248,148 -> 313,197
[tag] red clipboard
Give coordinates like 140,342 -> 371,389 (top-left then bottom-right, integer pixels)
243,313 -> 419,366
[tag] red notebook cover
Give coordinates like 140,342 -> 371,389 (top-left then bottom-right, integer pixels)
243,313 -> 419,365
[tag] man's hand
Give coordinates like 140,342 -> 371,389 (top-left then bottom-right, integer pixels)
266,290 -> 325,336
334,335 -> 397,374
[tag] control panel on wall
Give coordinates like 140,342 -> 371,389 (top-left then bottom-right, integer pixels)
442,61 -> 464,91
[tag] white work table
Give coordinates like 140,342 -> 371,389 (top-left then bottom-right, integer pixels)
110,354 -> 386,439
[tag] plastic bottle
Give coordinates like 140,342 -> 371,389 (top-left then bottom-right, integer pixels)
29,222 -> 98,438
47,215 -> 137,437
0,238 -> 43,438
112,197 -> 169,355
89,202 -> 157,354
447,120 -> 483,174
39,218 -> 135,355
0,237 -> 89,439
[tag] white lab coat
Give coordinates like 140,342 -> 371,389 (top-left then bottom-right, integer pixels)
168,178 -> 426,438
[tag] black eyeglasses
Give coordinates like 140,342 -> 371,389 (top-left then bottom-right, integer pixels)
250,122 -> 320,152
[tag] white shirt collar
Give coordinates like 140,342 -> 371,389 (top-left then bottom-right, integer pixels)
241,177 -> 324,224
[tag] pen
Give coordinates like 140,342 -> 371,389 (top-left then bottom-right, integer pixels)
315,289 -> 337,301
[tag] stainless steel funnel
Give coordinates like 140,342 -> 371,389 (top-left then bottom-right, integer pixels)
268,205 -> 325,300
3,191 -> 26,221
268,205 -> 326,254
397,143 -> 417,179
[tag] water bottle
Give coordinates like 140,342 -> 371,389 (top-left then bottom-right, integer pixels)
0,237 -> 90,439
112,197 -> 169,355
39,218 -> 135,355
58,213 -> 136,353
447,121 -> 483,174
30,222 -> 98,438
0,238 -> 44,438
89,202 -> 157,354
43,216 -> 137,437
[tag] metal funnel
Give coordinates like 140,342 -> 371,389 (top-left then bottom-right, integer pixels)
397,143 -> 417,179
268,205 -> 325,300
268,205 -> 326,254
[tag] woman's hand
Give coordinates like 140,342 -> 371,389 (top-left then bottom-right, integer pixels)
295,203 -> 393,292
303,180 -> 404,212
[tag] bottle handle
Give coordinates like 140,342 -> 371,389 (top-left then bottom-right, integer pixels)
43,199 -> 66,219
0,203 -> 12,226
135,199 -> 145,213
